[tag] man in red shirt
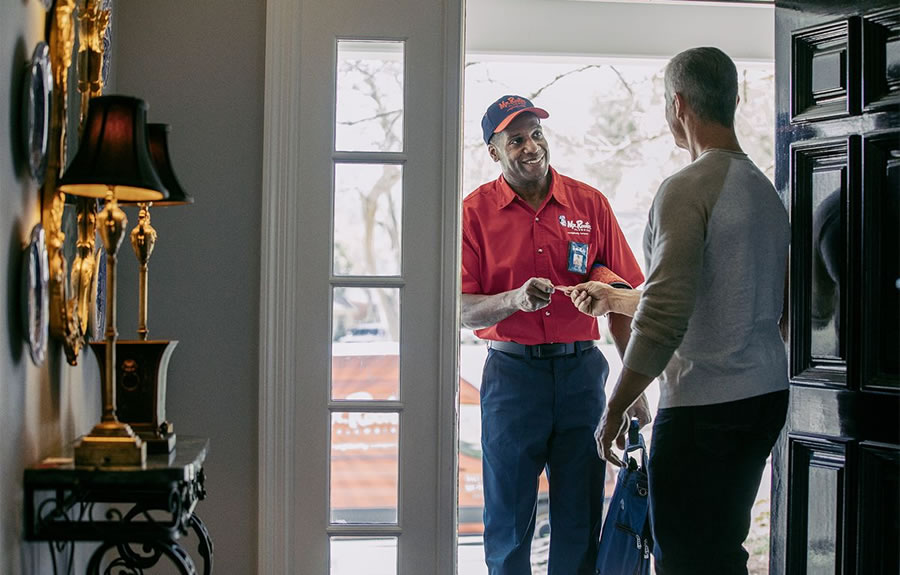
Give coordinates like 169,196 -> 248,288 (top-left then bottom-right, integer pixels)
461,94 -> 647,574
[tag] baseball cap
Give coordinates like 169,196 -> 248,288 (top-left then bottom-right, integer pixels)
481,95 -> 549,144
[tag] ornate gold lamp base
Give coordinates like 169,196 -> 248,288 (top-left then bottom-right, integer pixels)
74,421 -> 146,466
90,340 -> 179,454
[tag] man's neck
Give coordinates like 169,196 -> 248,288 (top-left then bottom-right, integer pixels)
507,173 -> 551,211
684,121 -> 743,162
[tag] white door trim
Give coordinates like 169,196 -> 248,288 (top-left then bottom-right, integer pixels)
259,0 -> 303,572
436,1 -> 466,568
259,1 -> 464,572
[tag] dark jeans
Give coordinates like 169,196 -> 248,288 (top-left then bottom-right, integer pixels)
648,389 -> 789,575
480,346 -> 609,575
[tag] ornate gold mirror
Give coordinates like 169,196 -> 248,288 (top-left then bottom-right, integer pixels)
42,0 -> 112,364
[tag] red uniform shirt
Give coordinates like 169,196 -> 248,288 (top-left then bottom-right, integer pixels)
462,167 -> 644,345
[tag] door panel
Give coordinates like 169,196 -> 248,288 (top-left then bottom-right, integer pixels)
773,2 -> 899,574
857,443 -> 900,575
790,137 -> 855,382
787,438 -> 850,575
862,9 -> 900,112
791,18 -> 857,122
861,131 -> 900,391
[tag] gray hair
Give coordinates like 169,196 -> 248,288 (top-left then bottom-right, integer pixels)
664,47 -> 739,128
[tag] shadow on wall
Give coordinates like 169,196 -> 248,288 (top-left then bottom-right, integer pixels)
6,33 -> 32,363
9,34 -> 28,179
6,213 -> 23,365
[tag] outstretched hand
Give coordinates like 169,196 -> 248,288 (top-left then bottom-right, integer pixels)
570,281 -> 617,317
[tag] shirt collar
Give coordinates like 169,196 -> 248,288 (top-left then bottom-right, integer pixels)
495,167 -> 570,211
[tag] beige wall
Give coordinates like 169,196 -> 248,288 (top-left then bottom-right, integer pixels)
1,1 -> 264,573
114,1 -> 266,573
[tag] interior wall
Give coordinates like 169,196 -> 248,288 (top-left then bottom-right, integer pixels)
113,1 -> 265,573
1,2 -> 102,574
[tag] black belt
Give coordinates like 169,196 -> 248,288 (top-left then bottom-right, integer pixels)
487,340 -> 595,359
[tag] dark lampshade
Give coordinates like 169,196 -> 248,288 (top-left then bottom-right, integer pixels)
59,95 -> 168,202
144,123 -> 193,206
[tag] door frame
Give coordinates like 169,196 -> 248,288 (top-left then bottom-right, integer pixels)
258,0 -> 464,572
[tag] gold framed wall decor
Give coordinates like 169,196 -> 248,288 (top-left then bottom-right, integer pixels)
42,0 -> 113,365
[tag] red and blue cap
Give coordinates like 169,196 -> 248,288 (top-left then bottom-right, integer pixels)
481,95 -> 549,145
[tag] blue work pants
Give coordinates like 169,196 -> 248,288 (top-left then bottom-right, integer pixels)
480,346 -> 609,575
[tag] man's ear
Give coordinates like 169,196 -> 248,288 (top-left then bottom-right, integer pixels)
487,142 -> 500,163
673,92 -> 685,119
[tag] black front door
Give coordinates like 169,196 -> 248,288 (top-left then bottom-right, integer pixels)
772,1 -> 899,574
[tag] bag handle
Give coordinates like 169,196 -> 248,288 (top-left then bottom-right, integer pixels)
624,418 -> 648,472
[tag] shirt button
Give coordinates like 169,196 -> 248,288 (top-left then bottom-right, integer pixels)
537,248 -> 543,254
535,217 -> 540,222
545,311 -> 551,316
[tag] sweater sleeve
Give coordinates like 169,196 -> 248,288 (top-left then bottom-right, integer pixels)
623,181 -> 709,378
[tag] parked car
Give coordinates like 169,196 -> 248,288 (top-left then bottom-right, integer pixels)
337,323 -> 389,343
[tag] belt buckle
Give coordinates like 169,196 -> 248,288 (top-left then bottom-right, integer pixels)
533,343 -> 564,359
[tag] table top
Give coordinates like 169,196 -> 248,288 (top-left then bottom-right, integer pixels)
24,435 -> 209,488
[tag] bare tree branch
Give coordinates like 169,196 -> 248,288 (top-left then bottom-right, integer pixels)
529,64 -> 603,100
338,109 -> 402,126
607,65 -> 634,98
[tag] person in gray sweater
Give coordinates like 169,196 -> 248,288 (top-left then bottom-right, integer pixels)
570,47 -> 790,575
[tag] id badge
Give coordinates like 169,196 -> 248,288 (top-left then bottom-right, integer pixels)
567,241 -> 589,274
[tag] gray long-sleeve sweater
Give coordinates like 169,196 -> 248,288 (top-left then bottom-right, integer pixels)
623,148 -> 790,408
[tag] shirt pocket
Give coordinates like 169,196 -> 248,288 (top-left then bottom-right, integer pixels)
555,239 -> 594,281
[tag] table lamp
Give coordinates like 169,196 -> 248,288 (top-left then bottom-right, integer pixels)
94,123 -> 194,454
59,95 -> 168,466
131,123 -> 194,340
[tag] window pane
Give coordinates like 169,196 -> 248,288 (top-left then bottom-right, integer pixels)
331,537 -> 397,575
332,287 -> 400,400
336,40 -> 404,152
330,412 -> 399,524
333,164 -> 402,276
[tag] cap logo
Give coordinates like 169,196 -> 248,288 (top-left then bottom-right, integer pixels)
498,96 -> 527,111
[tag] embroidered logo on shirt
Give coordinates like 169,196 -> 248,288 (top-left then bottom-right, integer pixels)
558,215 -> 592,234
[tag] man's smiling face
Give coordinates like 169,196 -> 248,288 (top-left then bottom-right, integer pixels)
488,113 -> 550,190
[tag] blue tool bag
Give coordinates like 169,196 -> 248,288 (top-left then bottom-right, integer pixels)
595,418 -> 653,575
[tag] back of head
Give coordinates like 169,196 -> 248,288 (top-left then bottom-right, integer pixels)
665,47 -> 738,128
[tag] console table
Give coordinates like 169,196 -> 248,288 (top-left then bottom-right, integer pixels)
24,436 -> 213,574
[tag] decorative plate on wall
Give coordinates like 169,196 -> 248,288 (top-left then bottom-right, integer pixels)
22,224 -> 50,366
21,42 -> 52,185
